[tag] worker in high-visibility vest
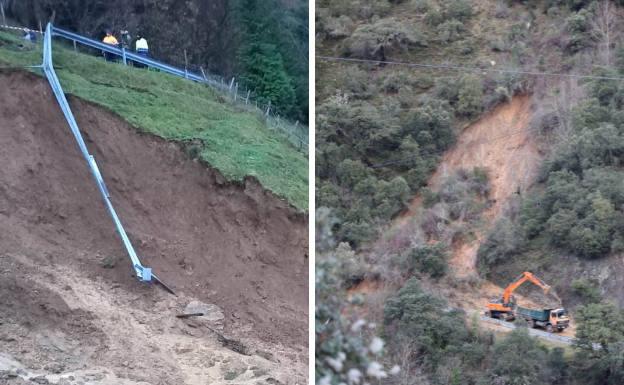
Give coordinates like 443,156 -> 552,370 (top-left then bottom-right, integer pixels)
102,30 -> 119,62
103,30 -> 119,46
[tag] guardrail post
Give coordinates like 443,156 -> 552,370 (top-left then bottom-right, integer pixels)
73,40 -> 77,52
121,47 -> 127,65
1,2 -> 6,26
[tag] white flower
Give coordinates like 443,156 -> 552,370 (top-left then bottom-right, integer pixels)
369,337 -> 384,354
389,365 -> 400,375
347,368 -> 362,385
366,362 -> 387,379
319,375 -> 331,385
351,319 -> 366,332
326,356 -> 344,372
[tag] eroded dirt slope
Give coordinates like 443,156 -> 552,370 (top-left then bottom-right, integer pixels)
390,95 -> 540,276
0,70 -> 308,384
369,96 -> 576,336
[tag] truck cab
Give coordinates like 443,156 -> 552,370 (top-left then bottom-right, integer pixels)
549,308 -> 570,332
515,306 -> 570,332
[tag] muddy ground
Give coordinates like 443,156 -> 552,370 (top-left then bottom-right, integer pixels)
0,70 -> 308,384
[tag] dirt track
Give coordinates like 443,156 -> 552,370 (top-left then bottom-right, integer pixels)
0,70 -> 308,384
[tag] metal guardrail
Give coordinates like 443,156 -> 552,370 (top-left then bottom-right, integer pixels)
42,23 -> 172,292
51,26 -> 220,87
48,24 -> 308,152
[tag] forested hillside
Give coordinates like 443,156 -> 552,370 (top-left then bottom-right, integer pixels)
4,0 -> 308,121
316,1 -> 624,384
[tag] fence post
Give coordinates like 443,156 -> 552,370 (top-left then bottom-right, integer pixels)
245,90 -> 250,105
265,101 -> 271,117
229,77 -> 235,91
1,2 -> 6,27
234,83 -> 238,101
38,20 -> 42,35
183,49 -> 189,78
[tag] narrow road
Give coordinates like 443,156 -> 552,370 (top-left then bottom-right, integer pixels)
479,315 -> 575,345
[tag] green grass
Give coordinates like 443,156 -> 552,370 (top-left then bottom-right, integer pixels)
0,31 -> 308,210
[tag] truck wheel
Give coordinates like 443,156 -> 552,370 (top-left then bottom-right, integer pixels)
546,324 -> 553,333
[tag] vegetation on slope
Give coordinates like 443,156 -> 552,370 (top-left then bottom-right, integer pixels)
4,0 -> 309,121
316,0 -> 529,248
0,31 -> 308,210
317,0 -> 624,384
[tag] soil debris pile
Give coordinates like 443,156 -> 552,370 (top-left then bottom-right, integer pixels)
0,70 -> 308,384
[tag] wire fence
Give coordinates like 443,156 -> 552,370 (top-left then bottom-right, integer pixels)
0,22 -> 308,153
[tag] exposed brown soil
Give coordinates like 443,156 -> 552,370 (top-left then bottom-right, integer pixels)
362,96 -> 578,338
0,70 -> 308,384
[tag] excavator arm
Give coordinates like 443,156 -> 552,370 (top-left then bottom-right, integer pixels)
502,271 -> 551,305
486,271 -> 561,320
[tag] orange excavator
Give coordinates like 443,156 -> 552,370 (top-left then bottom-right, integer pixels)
486,271 -> 561,321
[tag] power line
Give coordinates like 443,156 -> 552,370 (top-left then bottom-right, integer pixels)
317,55 -> 624,81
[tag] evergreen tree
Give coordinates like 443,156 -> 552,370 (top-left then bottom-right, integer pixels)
235,0 -> 298,117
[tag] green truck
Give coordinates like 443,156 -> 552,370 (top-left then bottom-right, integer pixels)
515,306 -> 570,333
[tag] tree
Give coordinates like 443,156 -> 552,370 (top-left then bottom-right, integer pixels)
456,75 -> 484,118
573,302 -> 624,384
484,328 -> 551,385
384,278 -> 468,369
236,0 -> 296,116
590,0 -> 618,67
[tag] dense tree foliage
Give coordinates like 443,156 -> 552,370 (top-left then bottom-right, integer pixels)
518,73 -> 624,259
573,302 -> 624,385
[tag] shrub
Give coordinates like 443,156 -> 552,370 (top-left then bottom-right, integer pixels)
316,252 -> 399,384
484,328 -> 556,385
445,0 -> 474,21
571,278 -> 601,303
456,75 -> 484,118
477,218 -> 523,276
404,98 -> 454,152
343,18 -> 428,60
406,244 -> 448,278
436,19 -> 467,43
384,278 -> 469,369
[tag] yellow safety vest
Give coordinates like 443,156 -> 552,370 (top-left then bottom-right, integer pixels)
103,35 -> 118,45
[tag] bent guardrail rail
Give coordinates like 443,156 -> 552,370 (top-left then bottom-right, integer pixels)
48,24 -> 307,151
42,23 -> 172,293
50,25 -> 222,88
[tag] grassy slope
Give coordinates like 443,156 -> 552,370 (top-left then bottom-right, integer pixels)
0,31 -> 308,210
